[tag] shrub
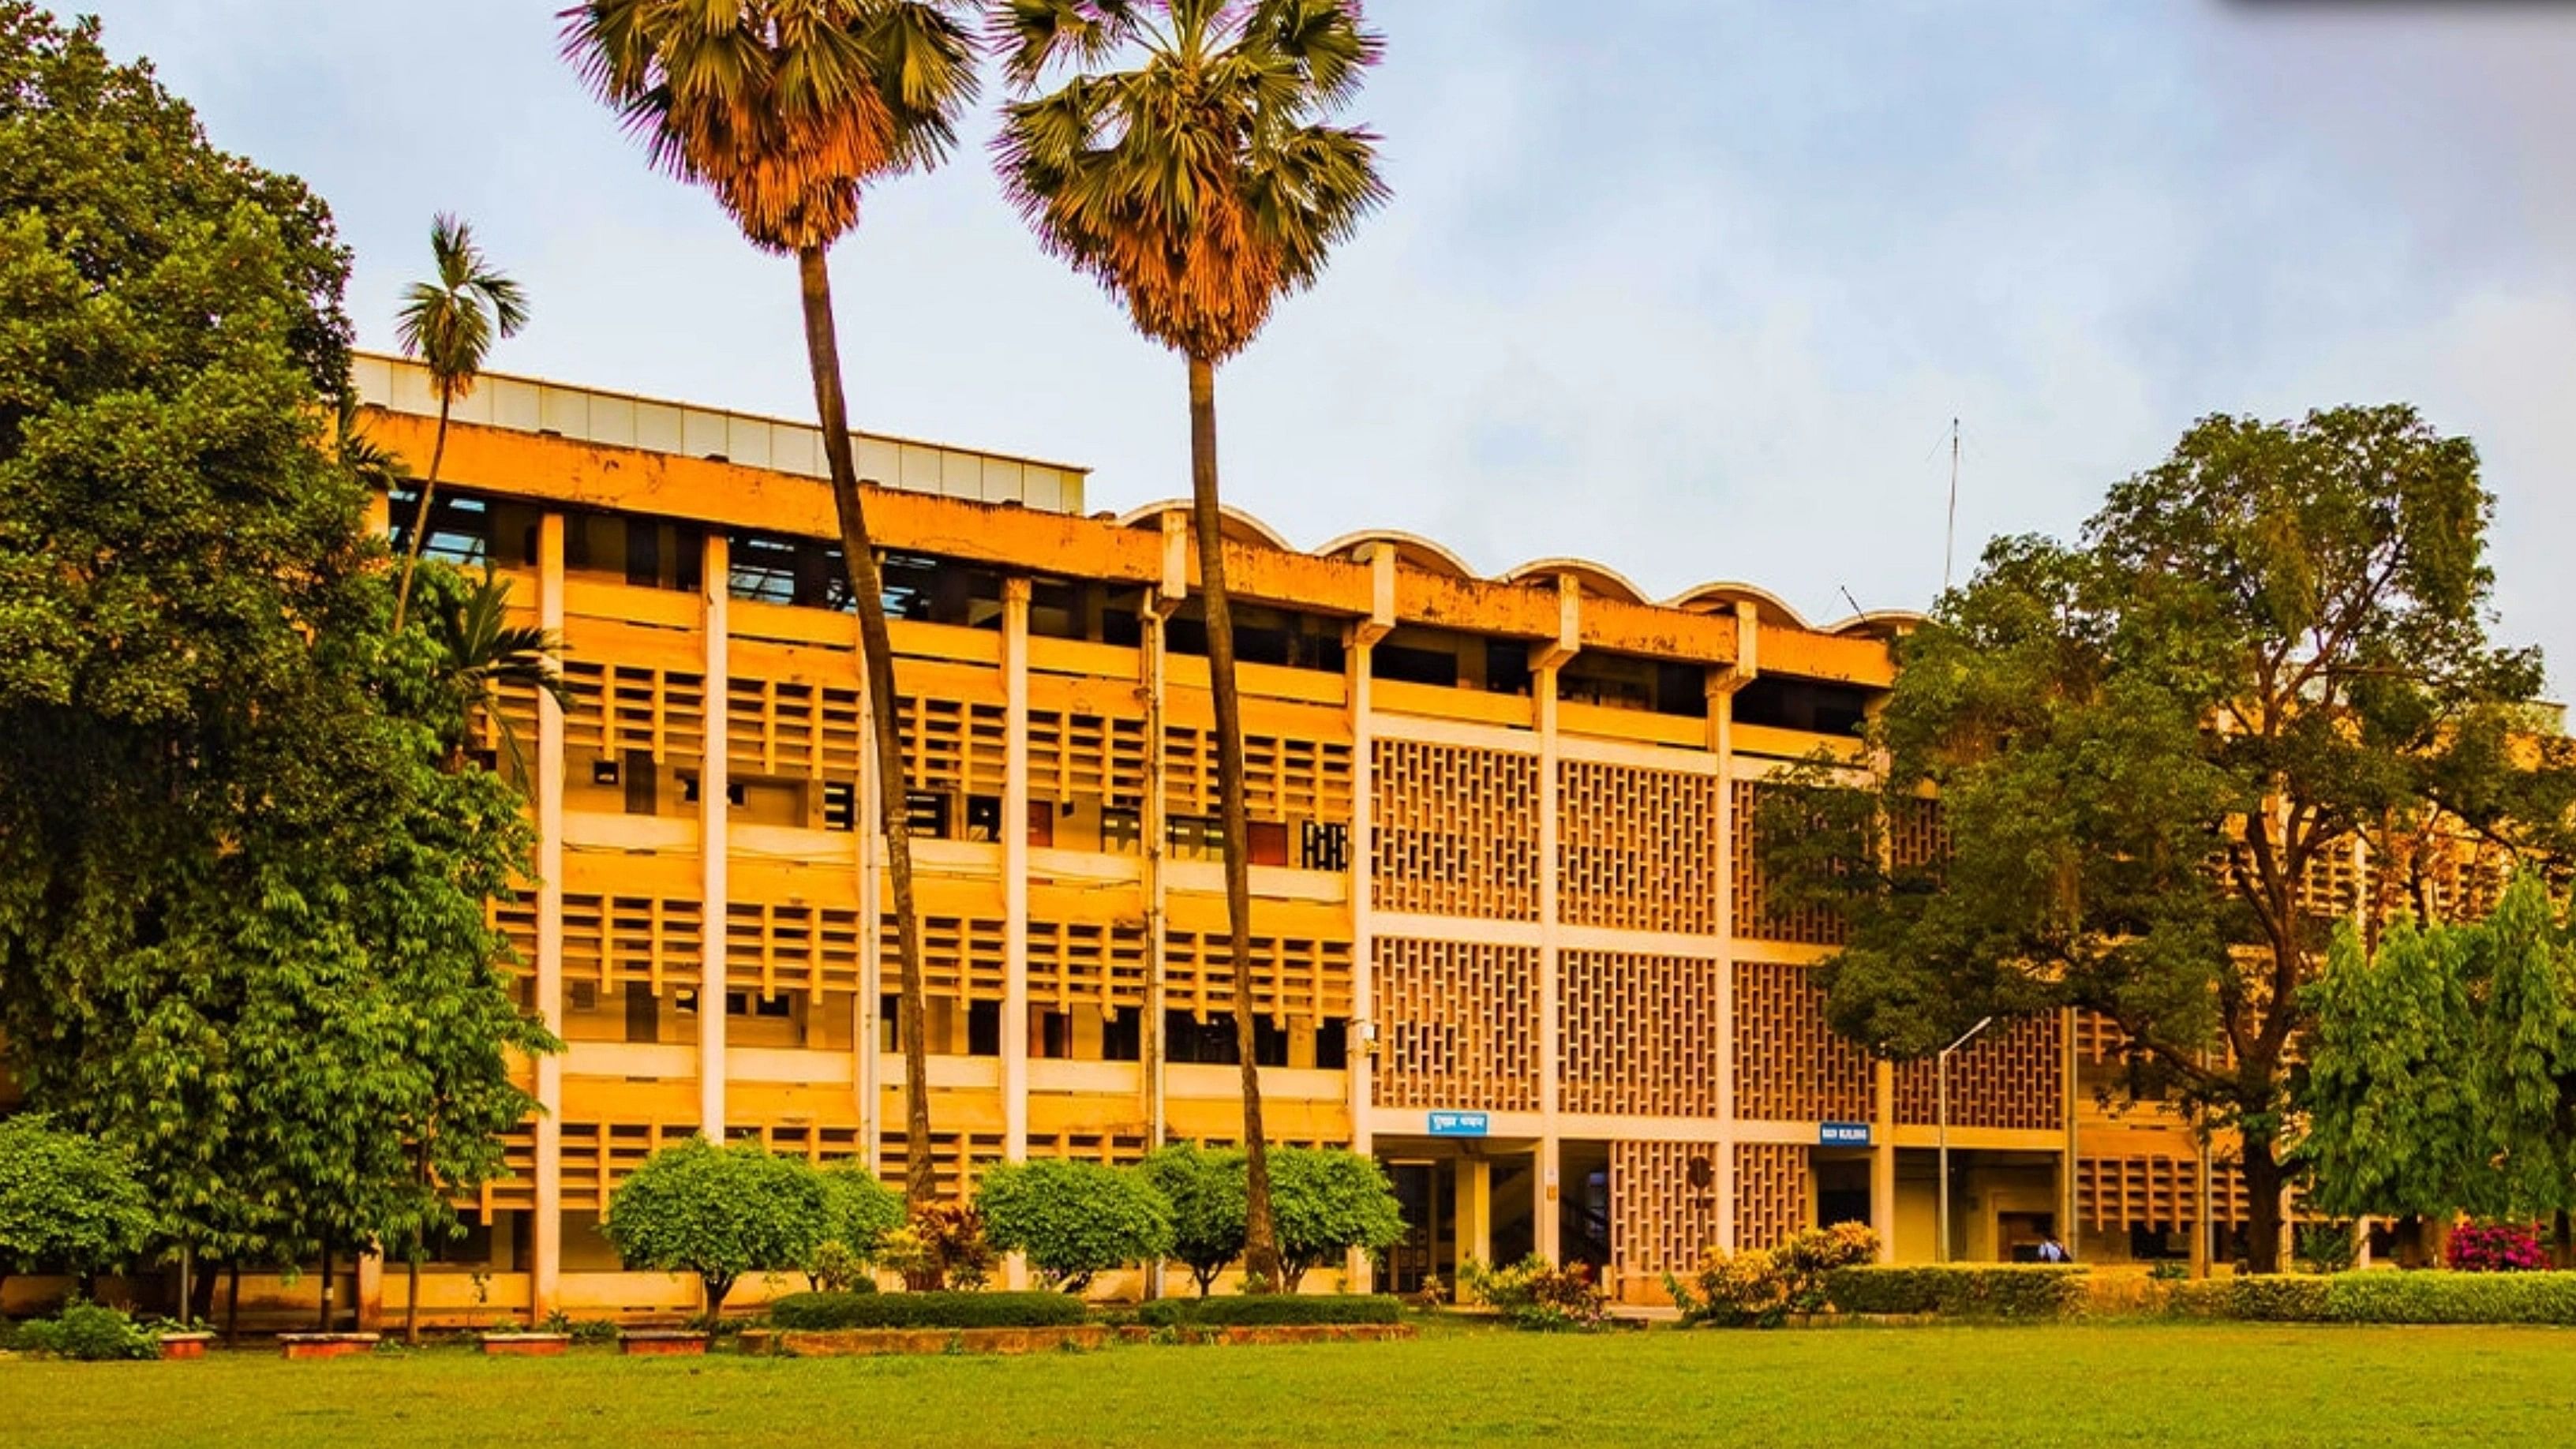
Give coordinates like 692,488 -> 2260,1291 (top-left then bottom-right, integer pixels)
602,1138 -> 829,1321
877,1202 -> 994,1291
1460,1255 -> 1608,1331
2447,1222 -> 2548,1273
1140,1144 -> 1247,1296
976,1159 -> 1174,1293
13,1301 -> 159,1360
1668,1246 -> 1790,1327
1819,1265 -> 2087,1320
1268,1147 -> 1406,1291
804,1163 -> 904,1291
0,1116 -> 155,1294
2293,1221 -> 2360,1275
2221,1274 -> 2332,1321
769,1290 -> 1088,1331
2323,1271 -> 2576,1324
1135,1294 -> 1404,1328
2146,1260 -> 2190,1282
1780,1222 -> 1880,1312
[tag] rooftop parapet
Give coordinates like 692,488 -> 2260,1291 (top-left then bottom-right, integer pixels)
352,351 -> 1087,516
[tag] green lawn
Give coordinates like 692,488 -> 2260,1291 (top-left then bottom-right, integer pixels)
6,1320 -> 2569,1447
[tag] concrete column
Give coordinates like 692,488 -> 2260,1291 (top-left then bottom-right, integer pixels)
1143,608 -> 1171,1150
1455,1157 -> 1493,1294
1533,656 -> 1563,1266
532,511 -> 567,1321
1709,669 -> 1742,1253
858,619 -> 886,1174
1872,1061 -> 1897,1261
1345,620 -> 1383,1293
1002,578 -> 1032,1169
2061,1006 -> 2080,1252
699,534 -> 729,1141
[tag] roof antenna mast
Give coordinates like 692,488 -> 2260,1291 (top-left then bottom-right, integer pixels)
1941,416 -> 1960,595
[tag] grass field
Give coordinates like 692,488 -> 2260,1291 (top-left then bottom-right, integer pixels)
7,1320 -> 2571,1447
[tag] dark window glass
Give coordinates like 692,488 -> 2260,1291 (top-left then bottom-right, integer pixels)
966,1000 -> 1002,1057
1735,676 -> 1871,736
1102,1006 -> 1143,1062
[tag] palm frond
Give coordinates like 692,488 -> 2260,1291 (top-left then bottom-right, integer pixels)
991,0 -> 1385,361
396,213 -> 530,402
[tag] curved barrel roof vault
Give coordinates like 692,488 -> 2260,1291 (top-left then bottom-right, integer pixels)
1114,500 -> 1297,552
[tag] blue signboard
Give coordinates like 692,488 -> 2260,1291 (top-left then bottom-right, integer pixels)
1428,1111 -> 1491,1138
1818,1121 -> 1873,1148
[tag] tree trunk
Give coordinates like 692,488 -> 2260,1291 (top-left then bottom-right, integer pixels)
2241,1131 -> 2284,1275
188,1258 -> 218,1326
391,393 -> 453,632
704,1274 -> 732,1327
224,1264 -> 241,1346
1185,353 -> 1284,1292
405,1249 -> 423,1346
794,245 -> 937,1224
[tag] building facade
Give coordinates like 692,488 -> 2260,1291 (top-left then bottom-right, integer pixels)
346,354 -> 2233,1324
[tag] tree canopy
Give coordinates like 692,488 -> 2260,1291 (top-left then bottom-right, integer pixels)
603,1140 -> 830,1320
2301,877 -> 2576,1226
0,4 -> 551,1280
1763,404 -> 2576,1271
0,1114 -> 155,1293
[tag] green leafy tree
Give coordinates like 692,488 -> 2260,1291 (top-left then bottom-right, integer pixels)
560,0 -> 980,1217
807,1159 -> 906,1290
2299,919 -> 2481,1222
2301,877 -> 2576,1234
1267,1146 -> 1402,1291
994,0 -> 1390,1294
976,1157 -> 1174,1294
0,1115 -> 155,1302
1763,406 -> 2576,1271
0,6 -> 554,1325
389,214 -> 527,631
603,1139 -> 830,1322
1140,1142 -> 1247,1296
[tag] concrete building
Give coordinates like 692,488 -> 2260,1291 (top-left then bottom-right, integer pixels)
343,354 -> 2233,1323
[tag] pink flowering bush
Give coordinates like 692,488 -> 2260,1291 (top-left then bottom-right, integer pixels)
2446,1222 -> 2548,1272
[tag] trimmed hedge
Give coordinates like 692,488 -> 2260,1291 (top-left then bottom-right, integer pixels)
1822,1265 -> 2087,1320
2323,1271 -> 2576,1324
769,1290 -> 1087,1331
1136,1294 -> 1405,1328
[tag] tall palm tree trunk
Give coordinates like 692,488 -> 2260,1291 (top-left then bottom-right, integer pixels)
796,244 -> 939,1215
1186,353 -> 1283,1291
391,395 -> 454,632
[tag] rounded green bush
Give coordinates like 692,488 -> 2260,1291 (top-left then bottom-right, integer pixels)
975,1158 -> 1172,1293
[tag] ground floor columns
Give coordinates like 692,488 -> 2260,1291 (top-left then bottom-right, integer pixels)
531,510 -> 567,1322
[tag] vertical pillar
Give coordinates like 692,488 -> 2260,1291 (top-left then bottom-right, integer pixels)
1002,578 -> 1032,1168
532,511 -> 567,1321
2191,1137 -> 2213,1279
1000,579 -> 1031,1291
2061,1006 -> 2080,1255
1143,607 -> 1172,1152
1345,635 -> 1378,1292
1455,1157 -> 1493,1300
858,624 -> 884,1174
354,1253 -> 384,1333
699,534 -> 729,1141
1709,663 -> 1743,1253
1871,1061 -> 1897,1261
1533,657 -> 1563,1266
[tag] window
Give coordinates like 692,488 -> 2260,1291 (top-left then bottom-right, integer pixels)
1034,1009 -> 1074,1060
1376,642 -> 1458,687
728,530 -> 856,612
1166,815 -> 1222,861
1249,820 -> 1290,867
1299,821 -> 1350,872
1314,1018 -> 1348,1070
1101,807 -> 1142,854
1735,676 -> 1871,736
964,796 -> 1002,843
879,993 -> 900,1051
966,1000 -> 1002,1057
1102,1006 -> 1143,1062
623,987 -> 659,1044
907,792 -> 953,839
1252,1016 -> 1290,1068
1026,800 -> 1055,848
727,991 -> 792,1019
823,781 -> 856,833
623,749 -> 658,816
1164,1010 -> 1239,1065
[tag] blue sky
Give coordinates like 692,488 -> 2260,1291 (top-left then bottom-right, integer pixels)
90,2 -> 2576,687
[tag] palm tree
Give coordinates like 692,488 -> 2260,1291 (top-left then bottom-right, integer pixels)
560,0 -> 979,1215
392,214 -> 530,632
993,0 -> 1387,1290
428,567 -> 573,777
